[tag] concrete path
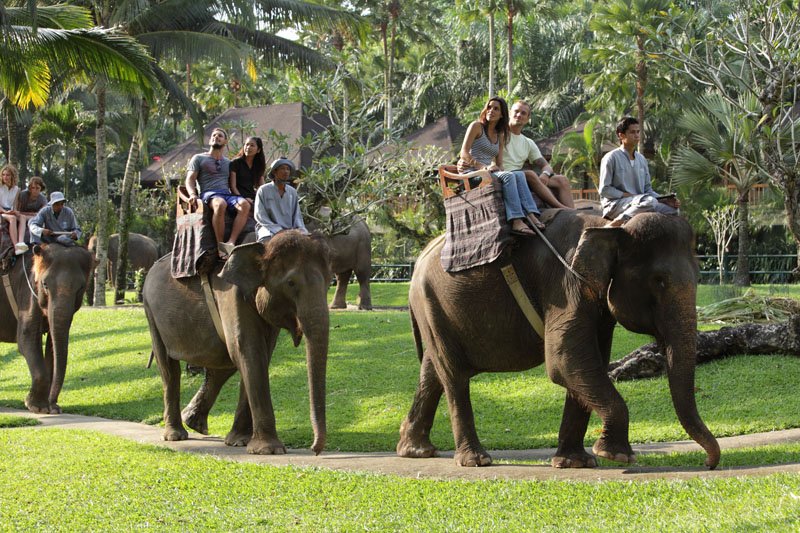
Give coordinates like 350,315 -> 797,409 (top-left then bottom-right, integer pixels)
3,407 -> 800,482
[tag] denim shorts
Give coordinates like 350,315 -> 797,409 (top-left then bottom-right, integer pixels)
201,191 -> 246,216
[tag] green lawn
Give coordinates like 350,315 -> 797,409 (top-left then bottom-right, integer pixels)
2,283 -> 800,529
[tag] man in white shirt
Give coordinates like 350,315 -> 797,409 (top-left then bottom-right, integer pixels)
599,117 -> 679,226
505,101 -> 574,209
254,158 -> 309,242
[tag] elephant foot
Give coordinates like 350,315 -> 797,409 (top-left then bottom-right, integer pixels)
592,439 -> 637,464
330,301 -> 347,309
182,407 -> 209,435
163,425 -> 189,442
247,436 -> 286,455
454,446 -> 492,467
396,435 -> 438,458
24,394 -> 50,414
48,402 -> 62,415
225,430 -> 251,447
551,450 -> 598,468
357,303 -> 373,311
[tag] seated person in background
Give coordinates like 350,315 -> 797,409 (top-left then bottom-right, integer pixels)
599,116 -> 679,227
0,164 -> 27,254
506,101 -> 574,209
28,191 -> 81,246
254,158 -> 308,243
15,176 -> 47,247
457,96 -> 543,236
229,136 -> 266,204
185,127 -> 251,253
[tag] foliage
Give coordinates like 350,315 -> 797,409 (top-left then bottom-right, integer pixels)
703,204 -> 739,285
696,289 -> 800,325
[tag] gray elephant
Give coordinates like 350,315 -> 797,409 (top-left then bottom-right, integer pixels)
142,230 -> 331,455
397,211 -> 720,469
87,232 -> 159,286
0,244 -> 93,413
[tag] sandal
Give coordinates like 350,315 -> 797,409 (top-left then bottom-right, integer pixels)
525,214 -> 545,231
510,220 -> 536,237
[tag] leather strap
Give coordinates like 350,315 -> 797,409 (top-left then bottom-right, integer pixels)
500,263 -> 544,338
200,274 -> 225,342
2,273 -> 18,320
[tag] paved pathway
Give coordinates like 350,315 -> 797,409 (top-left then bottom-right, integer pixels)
3,407 -> 800,481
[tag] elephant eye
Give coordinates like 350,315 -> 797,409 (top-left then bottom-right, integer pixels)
287,280 -> 296,288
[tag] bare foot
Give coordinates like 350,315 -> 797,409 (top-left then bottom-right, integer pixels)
511,219 -> 536,236
526,214 -> 545,230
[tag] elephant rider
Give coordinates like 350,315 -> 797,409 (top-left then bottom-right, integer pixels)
253,158 -> 309,243
28,191 -> 82,246
185,127 -> 251,256
505,100 -> 574,210
599,116 -> 680,227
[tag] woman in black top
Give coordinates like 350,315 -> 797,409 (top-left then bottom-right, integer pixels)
229,136 -> 266,203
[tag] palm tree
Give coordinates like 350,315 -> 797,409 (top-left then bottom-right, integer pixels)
584,0 -> 672,152
671,93 -> 770,287
552,116 -> 609,190
0,2 -> 154,170
458,0 -> 501,97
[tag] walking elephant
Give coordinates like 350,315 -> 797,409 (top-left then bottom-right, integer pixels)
142,230 -> 331,455
87,232 -> 159,286
397,211 -> 720,469
0,244 -> 93,413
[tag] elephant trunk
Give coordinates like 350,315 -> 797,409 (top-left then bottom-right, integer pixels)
47,304 -> 75,409
298,306 -> 329,455
663,327 -> 721,469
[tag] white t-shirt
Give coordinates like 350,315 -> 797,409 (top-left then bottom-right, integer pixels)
0,185 -> 19,210
504,133 -> 543,171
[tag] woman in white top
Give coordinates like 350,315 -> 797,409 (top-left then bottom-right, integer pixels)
0,164 -> 27,255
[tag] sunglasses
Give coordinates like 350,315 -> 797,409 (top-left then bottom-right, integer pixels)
214,159 -> 221,171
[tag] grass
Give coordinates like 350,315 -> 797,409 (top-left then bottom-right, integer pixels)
0,429 -> 799,531
0,414 -> 39,428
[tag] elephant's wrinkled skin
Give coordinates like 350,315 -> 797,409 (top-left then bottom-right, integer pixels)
0,245 -> 93,413
397,211 -> 720,469
142,231 -> 331,455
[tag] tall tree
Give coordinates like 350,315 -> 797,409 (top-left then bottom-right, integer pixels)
458,0 -> 501,96
671,93 -> 770,287
584,0 -> 672,152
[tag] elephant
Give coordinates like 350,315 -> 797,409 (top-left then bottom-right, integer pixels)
305,217 -> 372,310
396,210 -> 721,469
87,232 -> 160,287
142,230 -> 331,455
0,244 -> 93,413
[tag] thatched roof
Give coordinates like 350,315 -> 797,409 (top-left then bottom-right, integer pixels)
140,103 -> 330,186
404,116 -> 466,158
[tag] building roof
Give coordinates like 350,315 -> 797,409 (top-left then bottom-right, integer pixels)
404,116 -> 466,158
140,103 -> 330,186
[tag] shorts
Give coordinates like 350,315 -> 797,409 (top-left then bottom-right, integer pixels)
201,191 -> 246,217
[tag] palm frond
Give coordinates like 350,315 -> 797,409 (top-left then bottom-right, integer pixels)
136,30 -> 246,69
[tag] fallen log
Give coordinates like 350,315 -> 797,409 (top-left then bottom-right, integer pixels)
608,315 -> 800,381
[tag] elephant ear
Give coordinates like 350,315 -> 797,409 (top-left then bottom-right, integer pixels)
218,242 -> 266,296
570,226 -> 624,295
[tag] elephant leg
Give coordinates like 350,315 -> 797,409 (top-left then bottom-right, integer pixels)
182,366 -> 238,435
552,391 -> 596,468
149,325 -> 187,441
18,324 -> 50,414
562,369 -> 634,464
43,334 -> 61,414
330,270 -> 351,309
439,365 -> 491,467
224,378 -> 254,447
397,354 -> 443,458
355,269 -> 372,310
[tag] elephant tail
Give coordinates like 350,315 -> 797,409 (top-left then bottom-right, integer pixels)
409,307 -> 424,362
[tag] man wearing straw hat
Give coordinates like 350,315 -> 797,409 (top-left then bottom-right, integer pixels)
254,157 -> 308,243
28,191 -> 82,246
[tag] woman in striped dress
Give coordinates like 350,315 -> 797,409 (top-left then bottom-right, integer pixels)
457,97 -> 543,236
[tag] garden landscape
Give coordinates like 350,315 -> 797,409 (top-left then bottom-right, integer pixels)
2,0 -> 800,529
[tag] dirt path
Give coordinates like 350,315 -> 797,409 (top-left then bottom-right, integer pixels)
3,407 -> 799,481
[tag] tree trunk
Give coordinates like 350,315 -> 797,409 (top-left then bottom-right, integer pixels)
488,12 -> 496,97
635,35 -> 647,154
735,194 -> 751,287
114,134 -> 140,304
608,317 -> 800,381
5,104 -> 18,168
781,174 -> 800,276
93,79 -> 109,306
506,10 -> 514,94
